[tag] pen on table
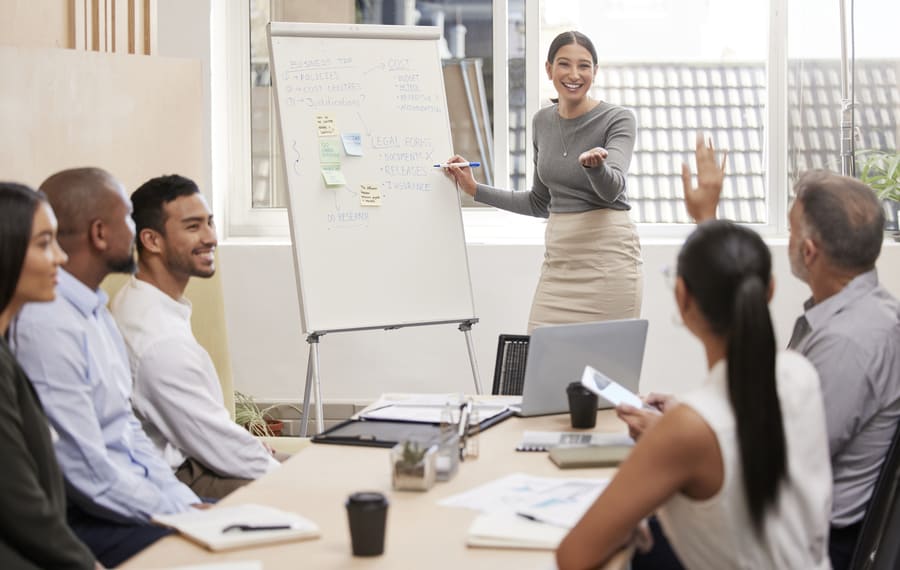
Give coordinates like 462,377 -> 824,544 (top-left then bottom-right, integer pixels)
458,401 -> 472,459
433,161 -> 481,168
516,512 -> 568,528
222,523 -> 297,533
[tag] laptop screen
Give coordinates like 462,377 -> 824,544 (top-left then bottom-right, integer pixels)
517,319 -> 649,417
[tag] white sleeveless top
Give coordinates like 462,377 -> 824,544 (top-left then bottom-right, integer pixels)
656,351 -> 832,569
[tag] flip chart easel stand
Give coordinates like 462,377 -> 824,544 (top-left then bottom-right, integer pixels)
300,319 -> 483,437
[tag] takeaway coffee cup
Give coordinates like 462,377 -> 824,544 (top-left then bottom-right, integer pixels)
567,381 -> 598,429
345,491 -> 389,556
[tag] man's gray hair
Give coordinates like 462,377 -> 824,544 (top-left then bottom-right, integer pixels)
793,170 -> 885,271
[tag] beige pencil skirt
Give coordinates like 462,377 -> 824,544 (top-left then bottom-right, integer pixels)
527,209 -> 643,332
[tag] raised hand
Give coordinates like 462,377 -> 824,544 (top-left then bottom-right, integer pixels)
681,133 -> 727,222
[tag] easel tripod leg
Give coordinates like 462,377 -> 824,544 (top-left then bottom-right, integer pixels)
460,322 -> 483,395
300,344 -> 314,438
311,341 -> 324,434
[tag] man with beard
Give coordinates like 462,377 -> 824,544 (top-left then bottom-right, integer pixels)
12,168 -> 201,568
618,139 -> 900,570
110,175 -> 279,499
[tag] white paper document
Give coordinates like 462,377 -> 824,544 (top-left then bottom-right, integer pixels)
151,504 -> 319,552
581,365 -> 645,409
448,473 -> 610,550
440,472 -> 608,523
359,393 -> 511,424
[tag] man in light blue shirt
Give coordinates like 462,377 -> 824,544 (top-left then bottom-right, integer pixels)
13,167 -> 201,567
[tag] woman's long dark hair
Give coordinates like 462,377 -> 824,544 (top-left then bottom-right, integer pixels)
677,220 -> 786,533
0,182 -> 44,317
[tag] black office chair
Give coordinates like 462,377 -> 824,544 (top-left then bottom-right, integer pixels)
491,334 -> 530,395
849,422 -> 900,570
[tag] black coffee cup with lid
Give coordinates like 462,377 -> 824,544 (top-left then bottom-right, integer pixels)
567,381 -> 598,429
345,491 -> 389,556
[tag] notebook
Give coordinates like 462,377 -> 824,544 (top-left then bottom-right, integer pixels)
467,513 -> 567,550
151,504 -> 319,551
513,319 -> 649,417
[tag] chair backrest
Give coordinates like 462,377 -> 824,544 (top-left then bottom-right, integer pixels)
492,334 -> 530,395
850,422 -> 900,570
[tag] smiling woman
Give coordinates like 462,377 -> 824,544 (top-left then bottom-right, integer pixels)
443,30 -> 643,331
0,182 -> 95,569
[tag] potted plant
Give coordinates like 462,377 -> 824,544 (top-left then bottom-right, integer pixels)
390,440 -> 437,491
857,149 -> 900,234
234,390 -> 283,437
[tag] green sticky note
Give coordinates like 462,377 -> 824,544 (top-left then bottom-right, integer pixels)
322,165 -> 346,187
319,138 -> 342,164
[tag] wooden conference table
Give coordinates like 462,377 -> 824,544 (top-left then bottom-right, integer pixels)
122,406 -> 631,569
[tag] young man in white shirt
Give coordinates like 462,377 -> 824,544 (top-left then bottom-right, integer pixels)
110,174 -> 280,499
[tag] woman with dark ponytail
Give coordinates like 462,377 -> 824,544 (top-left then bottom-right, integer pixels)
556,219 -> 832,569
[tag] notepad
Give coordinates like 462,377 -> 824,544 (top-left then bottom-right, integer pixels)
151,504 -> 320,552
516,431 -> 634,452
467,512 -> 568,550
548,445 -> 633,469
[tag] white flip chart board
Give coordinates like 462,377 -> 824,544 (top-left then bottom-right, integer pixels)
267,22 -> 477,334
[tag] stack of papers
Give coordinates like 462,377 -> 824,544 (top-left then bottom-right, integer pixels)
152,504 -> 320,552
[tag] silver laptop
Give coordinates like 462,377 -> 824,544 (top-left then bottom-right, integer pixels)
513,319 -> 649,417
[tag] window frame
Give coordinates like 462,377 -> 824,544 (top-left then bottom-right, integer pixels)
219,0 -> 795,241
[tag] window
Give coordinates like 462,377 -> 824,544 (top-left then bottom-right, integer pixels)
787,0 -> 899,195
222,1 -> 900,237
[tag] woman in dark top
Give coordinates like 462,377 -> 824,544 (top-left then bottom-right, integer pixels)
0,182 -> 97,569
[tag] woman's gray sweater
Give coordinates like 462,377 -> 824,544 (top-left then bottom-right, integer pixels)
474,101 -> 636,217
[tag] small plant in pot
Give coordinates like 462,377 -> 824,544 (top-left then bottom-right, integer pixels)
234,390 -> 283,436
857,149 -> 900,235
391,440 -> 437,491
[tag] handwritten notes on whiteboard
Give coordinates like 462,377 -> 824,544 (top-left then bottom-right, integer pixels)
276,50 -> 447,229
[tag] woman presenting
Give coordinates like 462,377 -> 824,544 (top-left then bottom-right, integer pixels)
444,31 -> 642,331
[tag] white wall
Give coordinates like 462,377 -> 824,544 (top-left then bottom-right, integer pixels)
220,238 -> 900,404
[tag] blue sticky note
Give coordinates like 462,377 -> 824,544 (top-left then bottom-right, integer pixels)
341,133 -> 363,157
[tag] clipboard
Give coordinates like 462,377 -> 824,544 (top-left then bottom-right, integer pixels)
311,408 -> 515,448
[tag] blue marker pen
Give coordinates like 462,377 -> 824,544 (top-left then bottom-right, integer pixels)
433,161 -> 481,168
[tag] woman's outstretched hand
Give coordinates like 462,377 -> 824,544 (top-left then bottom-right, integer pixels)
579,147 -> 608,169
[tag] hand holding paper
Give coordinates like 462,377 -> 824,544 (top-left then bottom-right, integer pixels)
580,365 -> 647,409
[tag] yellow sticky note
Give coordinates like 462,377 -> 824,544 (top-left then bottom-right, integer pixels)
360,184 -> 382,206
319,138 -> 342,164
322,165 -> 346,187
315,113 -> 337,137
